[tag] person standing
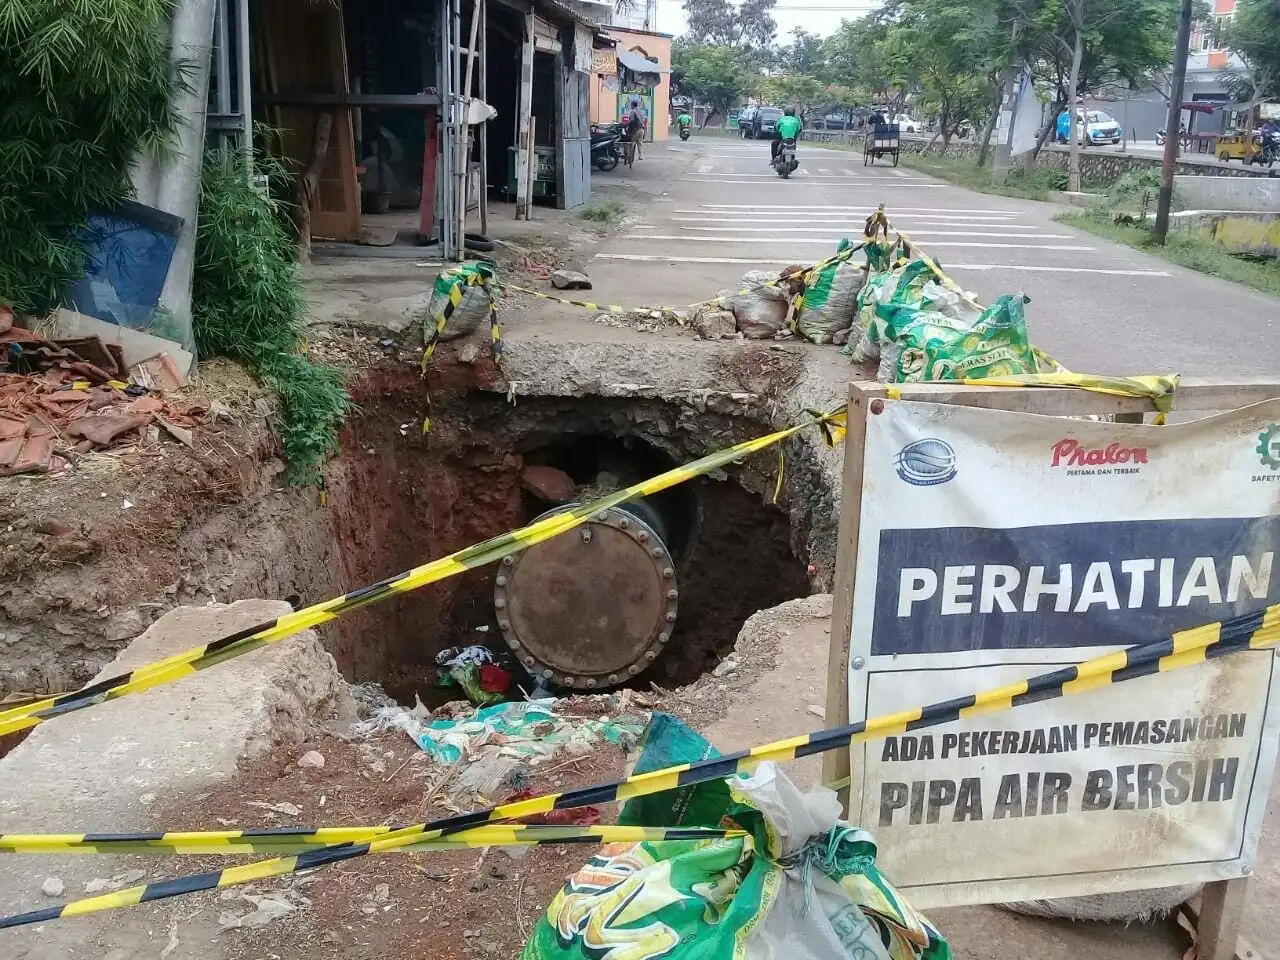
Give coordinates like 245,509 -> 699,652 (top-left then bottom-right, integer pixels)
624,97 -> 647,160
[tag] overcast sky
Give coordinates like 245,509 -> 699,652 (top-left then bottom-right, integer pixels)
652,0 -> 881,40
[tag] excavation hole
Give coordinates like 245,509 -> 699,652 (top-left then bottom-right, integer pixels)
317,387 -> 813,703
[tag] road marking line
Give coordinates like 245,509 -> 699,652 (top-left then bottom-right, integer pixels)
665,227 -> 1074,238
669,218 -> 1027,227
678,178 -> 947,186
593,254 -> 1164,276
891,169 -> 912,178
697,164 -> 713,173
620,236 -> 1095,250
681,173 -> 932,180
690,204 -> 1019,213
671,212 -> 1019,221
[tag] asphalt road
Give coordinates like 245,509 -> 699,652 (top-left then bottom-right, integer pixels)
585,138 -> 1278,379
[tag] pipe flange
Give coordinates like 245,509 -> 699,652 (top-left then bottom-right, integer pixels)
494,504 -> 678,690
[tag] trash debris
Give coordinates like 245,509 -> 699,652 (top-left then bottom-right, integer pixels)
40,877 -> 64,898
218,892 -> 298,930
550,269 -> 592,291
247,800 -> 302,817
807,704 -> 826,719
711,656 -> 739,678
525,718 -> 949,960
410,699 -> 645,766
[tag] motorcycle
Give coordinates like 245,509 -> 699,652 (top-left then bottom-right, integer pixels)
590,123 -> 622,172
679,124 -> 691,141
1155,126 -> 1190,148
1260,130 -> 1280,166
772,137 -> 798,178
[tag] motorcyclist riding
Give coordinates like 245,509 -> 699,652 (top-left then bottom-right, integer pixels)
771,106 -> 802,164
677,111 -> 693,131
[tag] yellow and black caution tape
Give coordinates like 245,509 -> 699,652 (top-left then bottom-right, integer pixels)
0,407 -> 846,739
0,824 -> 741,857
504,237 -> 872,322
5,601 -> 1274,929
964,372 -> 1182,413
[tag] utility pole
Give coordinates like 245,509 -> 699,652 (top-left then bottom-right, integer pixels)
992,22 -> 1024,183
1154,0 -> 1194,244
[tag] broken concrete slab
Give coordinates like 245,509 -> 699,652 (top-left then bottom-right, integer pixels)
551,269 -> 592,291
0,599 -> 353,958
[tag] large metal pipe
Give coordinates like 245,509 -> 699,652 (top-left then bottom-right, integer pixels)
494,499 -> 680,690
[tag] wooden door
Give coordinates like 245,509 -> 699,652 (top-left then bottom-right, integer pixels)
260,0 -> 361,241
558,29 -> 591,209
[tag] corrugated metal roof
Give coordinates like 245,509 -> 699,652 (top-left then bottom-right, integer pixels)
615,47 -> 665,74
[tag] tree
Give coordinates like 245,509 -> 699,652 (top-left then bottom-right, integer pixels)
822,15 -> 911,112
681,0 -> 778,52
0,0 -> 181,312
673,43 -> 753,126
1222,0 -> 1280,109
885,0 -> 1003,151
777,27 -> 826,77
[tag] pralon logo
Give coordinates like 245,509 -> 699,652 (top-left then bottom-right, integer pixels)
1050,439 -> 1149,468
895,438 -> 957,486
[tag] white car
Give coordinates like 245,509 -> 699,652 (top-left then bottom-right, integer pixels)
894,114 -> 920,133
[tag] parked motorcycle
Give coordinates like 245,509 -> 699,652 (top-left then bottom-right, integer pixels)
590,123 -> 622,172
1155,125 -> 1190,148
772,137 -> 798,178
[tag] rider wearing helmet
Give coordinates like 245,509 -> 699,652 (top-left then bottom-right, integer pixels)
772,106 -> 802,163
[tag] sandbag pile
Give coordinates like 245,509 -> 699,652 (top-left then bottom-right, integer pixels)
843,240 -> 1052,383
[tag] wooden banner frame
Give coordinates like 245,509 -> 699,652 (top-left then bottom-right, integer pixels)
823,377 -> 1280,960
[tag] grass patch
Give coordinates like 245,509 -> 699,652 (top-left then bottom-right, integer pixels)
578,200 -> 627,225
898,152 -> 1079,201
193,148 -> 354,485
1058,213 -> 1280,298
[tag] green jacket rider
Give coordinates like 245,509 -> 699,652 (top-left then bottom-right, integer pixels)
772,107 -> 802,161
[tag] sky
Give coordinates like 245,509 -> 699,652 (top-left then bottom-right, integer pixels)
652,0 -> 881,40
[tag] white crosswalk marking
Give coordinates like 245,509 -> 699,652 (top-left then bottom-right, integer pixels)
593,254 -> 1170,276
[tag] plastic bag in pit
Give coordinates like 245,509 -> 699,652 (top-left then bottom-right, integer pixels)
424,261 -> 497,343
895,295 -> 1037,382
522,724 -> 950,960
794,240 -> 866,344
731,270 -> 791,339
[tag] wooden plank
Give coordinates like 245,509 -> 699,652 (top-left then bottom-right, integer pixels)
822,383 -> 875,811
514,12 -> 534,220
1181,893 -> 1264,960
259,92 -> 441,106
259,0 -> 359,241
554,42 -> 567,210
1198,880 -> 1252,960
857,378 -> 1280,415
296,111 -> 334,262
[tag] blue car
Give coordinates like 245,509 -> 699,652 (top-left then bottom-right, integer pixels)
1056,109 -> 1123,145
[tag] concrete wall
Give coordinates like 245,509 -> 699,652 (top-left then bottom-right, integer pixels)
1174,175 -> 1280,211
900,135 -> 1279,186
1171,210 -> 1280,256
590,27 -> 671,141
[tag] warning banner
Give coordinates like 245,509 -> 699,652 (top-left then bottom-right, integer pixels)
848,398 -> 1280,908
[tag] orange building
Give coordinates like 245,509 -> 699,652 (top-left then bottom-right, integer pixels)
589,26 -> 672,141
